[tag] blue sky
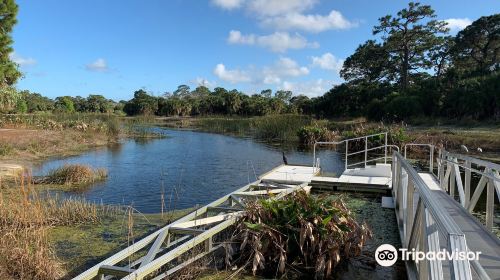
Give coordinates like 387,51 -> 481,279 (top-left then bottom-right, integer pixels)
11,0 -> 499,100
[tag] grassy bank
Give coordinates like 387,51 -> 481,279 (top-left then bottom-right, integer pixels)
0,173 -> 194,279
0,113 -> 164,164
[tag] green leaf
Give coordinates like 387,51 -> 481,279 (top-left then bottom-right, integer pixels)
244,222 -> 263,231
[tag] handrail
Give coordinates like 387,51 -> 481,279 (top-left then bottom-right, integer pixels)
313,132 -> 388,171
393,152 -> 473,279
404,143 -> 436,173
438,150 -> 500,232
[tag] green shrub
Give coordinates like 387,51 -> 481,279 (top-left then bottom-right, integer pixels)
229,191 -> 372,278
297,125 -> 338,145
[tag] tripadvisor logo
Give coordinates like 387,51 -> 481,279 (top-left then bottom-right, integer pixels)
375,244 -> 398,266
375,244 -> 481,267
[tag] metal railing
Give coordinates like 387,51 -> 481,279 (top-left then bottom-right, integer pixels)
313,132 -> 390,171
404,144 -> 500,233
392,152 -> 473,279
438,150 -> 500,231
404,143 -> 436,174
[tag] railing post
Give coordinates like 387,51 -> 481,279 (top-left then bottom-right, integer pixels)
464,161 -> 471,208
345,141 -> 348,170
312,143 -> 316,173
418,212 -> 429,280
486,173 -> 494,231
406,179 -> 414,246
384,133 -> 388,164
364,136 -> 368,168
429,145 -> 434,173
438,150 -> 444,185
450,160 -> 456,198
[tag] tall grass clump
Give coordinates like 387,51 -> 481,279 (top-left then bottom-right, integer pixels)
227,191 -> 372,279
197,117 -> 252,135
252,114 -> 312,142
45,164 -> 107,186
0,172 -> 119,279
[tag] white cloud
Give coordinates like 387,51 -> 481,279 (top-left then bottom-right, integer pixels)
262,57 -> 309,84
444,18 -> 472,32
261,10 -> 356,33
227,30 -> 256,44
211,0 -> 245,10
311,53 -> 344,73
227,30 -> 318,52
9,52 -> 36,66
246,0 -> 317,17
214,57 -> 309,85
279,79 -> 336,97
213,63 -> 251,83
191,77 -> 217,88
85,58 -> 108,72
261,57 -> 309,84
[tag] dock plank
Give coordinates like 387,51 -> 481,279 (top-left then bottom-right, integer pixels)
260,165 -> 319,184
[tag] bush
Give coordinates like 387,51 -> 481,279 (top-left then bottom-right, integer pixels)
297,125 -> 338,145
228,191 -> 372,278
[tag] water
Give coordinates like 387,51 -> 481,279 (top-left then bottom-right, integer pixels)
34,128 -> 345,213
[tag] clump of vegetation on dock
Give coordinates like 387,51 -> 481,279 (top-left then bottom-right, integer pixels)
39,164 -> 108,186
228,191 -> 372,279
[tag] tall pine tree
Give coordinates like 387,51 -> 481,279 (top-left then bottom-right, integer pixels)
0,0 -> 20,86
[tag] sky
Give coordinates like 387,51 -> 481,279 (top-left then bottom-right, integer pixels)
11,0 -> 499,100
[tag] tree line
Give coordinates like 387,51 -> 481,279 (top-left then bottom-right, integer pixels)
0,1 -> 498,121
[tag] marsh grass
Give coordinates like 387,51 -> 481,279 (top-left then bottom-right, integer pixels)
0,173 -> 115,280
0,142 -> 13,156
42,164 -> 108,186
196,114 -> 312,142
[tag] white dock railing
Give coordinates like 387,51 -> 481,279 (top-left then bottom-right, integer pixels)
313,132 -> 400,172
392,151 -> 473,280
404,144 -> 500,233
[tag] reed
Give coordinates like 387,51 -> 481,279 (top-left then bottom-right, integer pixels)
0,172 -> 120,279
196,114 -> 312,142
43,164 -> 107,186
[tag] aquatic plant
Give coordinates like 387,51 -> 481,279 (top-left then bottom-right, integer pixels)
228,191 -> 372,279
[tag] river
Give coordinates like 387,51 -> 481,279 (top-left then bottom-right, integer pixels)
34,127 -> 345,213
